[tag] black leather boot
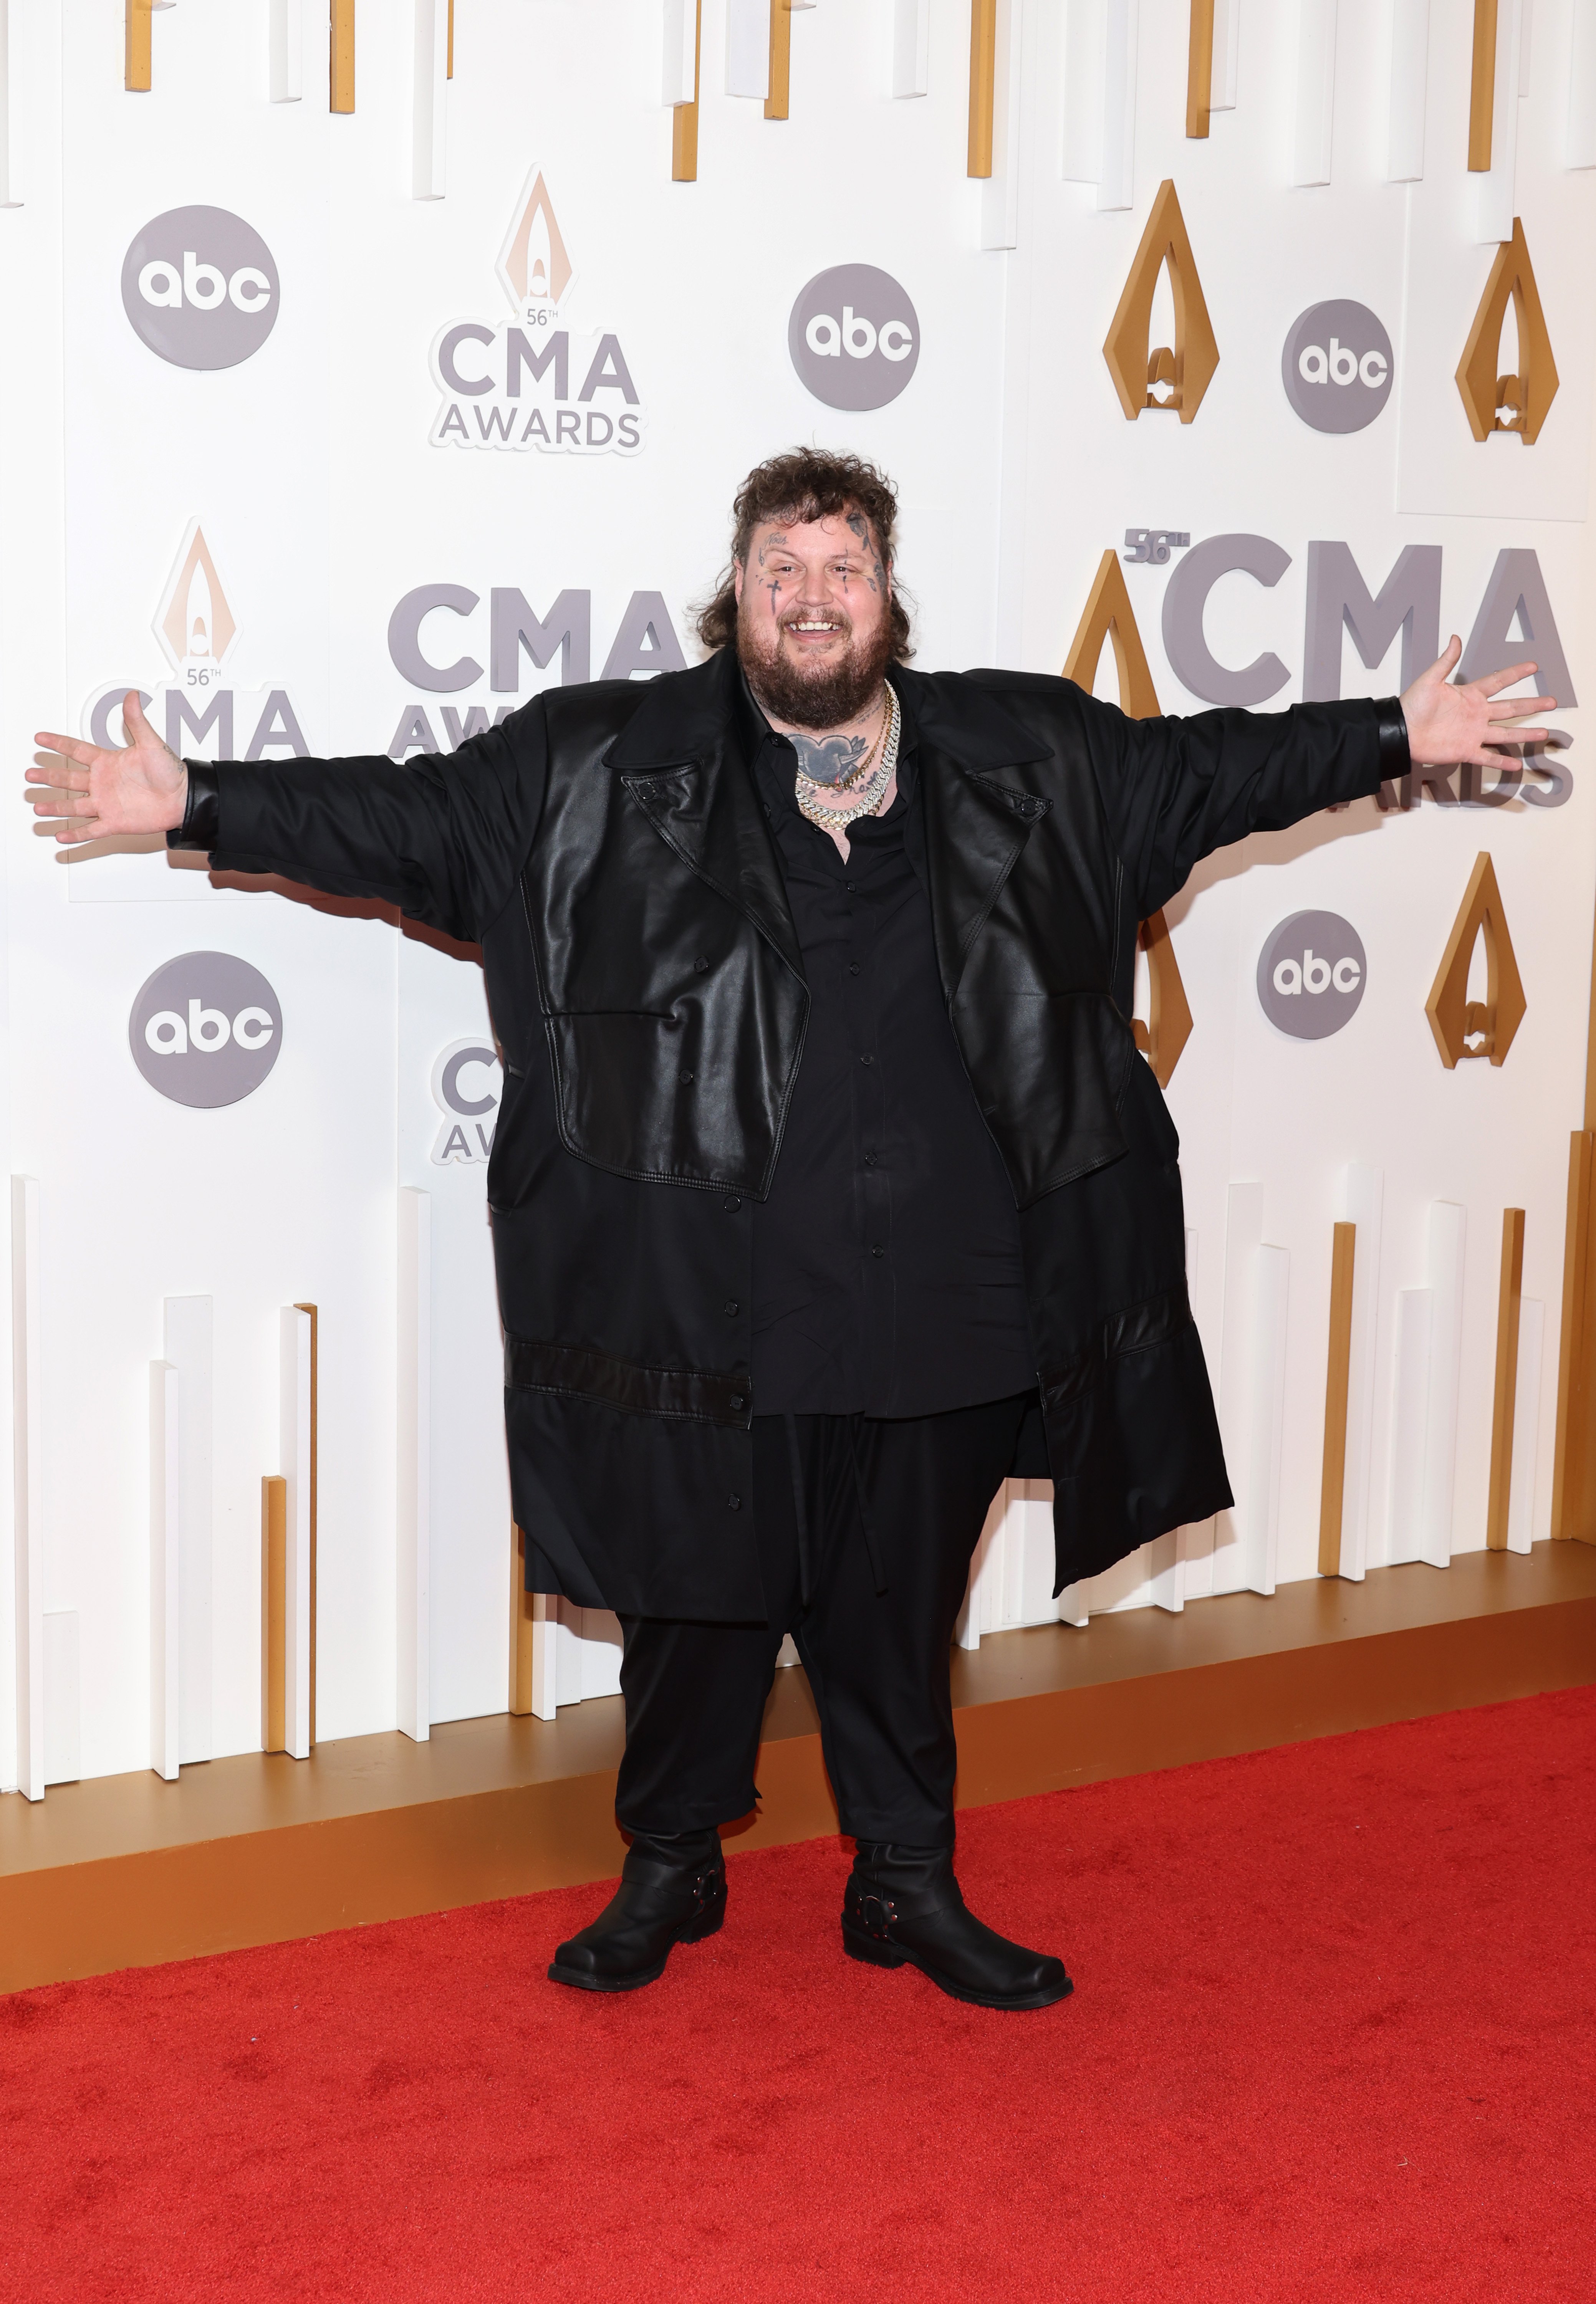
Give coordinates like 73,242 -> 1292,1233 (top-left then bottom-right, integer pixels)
842,1843 -> 1072,2011
548,1829 -> 726,1993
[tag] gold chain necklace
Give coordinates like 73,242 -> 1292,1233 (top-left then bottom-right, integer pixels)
794,686 -> 901,833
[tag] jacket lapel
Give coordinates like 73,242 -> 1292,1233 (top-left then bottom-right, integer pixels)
610,654 -> 804,981
905,675 -> 1053,1005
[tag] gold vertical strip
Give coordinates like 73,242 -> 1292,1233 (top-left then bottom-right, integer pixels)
126,0 -> 152,91
447,0 -> 454,77
1186,0 -> 1214,139
262,1476 -> 287,1754
968,0 -> 997,177
672,0 -> 702,181
1317,1224 -> 1357,1576
766,0 -> 790,119
1469,0 -> 1497,171
295,1303 -> 318,1746
330,0 -> 355,113
1551,1132 -> 1595,1539
1486,1208 -> 1526,1549
509,1525 -> 534,1714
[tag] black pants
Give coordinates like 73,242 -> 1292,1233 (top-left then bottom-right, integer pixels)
614,1392 -> 1034,1850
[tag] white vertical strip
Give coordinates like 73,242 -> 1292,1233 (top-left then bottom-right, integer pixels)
1505,1298 -> 1542,1554
1000,1482 -> 1026,1624
578,1609 -> 623,1698
1570,0 -> 1596,166
11,1177 -> 43,1801
1210,1182 -> 1263,1594
1386,0 -> 1429,181
980,0 -> 1024,249
1017,1483 -> 1061,1622
1292,0 -> 1338,186
1147,1528 -> 1183,1612
1519,0 -> 1533,81
163,1295 -> 212,1765
280,1306 -> 313,1760
1243,1247 -> 1290,1595
1420,1201 -> 1465,1567
412,0 -> 449,200
1337,1164 -> 1384,1580
554,1598 -> 585,1703
1096,0 -> 1136,211
726,0 -> 770,96
1210,0 -> 1238,108
529,1592 -> 558,1720
956,1486 -> 1005,1647
0,0 -> 22,208
42,1610 -> 79,1784
1476,0 -> 1522,242
397,1188 -> 431,1742
662,0 -> 697,101
1385,1287 -> 1432,1565
892,0 -> 929,94
149,1362 -> 179,1781
270,0 -> 303,101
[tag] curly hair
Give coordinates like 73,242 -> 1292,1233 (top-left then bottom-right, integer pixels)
695,447 -> 914,660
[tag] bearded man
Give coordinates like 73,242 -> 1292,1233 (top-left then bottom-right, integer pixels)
33,449 -> 1548,2011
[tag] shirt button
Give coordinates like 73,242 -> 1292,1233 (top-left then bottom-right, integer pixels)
844,881 -> 856,892
724,1299 -> 740,1316
859,1053 -> 874,1067
864,1152 -> 877,1167
694,955 -> 709,973
723,1196 -> 742,1213
728,1493 -> 742,1510
730,1394 -> 745,1410
679,1069 -> 694,1083
848,963 -> 861,977
871,1244 -> 885,1258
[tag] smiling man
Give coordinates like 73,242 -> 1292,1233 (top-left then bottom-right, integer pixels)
32,448 -> 1548,2012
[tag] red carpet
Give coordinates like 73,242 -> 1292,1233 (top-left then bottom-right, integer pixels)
4,1687 -> 1593,2303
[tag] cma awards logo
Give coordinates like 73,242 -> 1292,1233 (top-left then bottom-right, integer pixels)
430,1039 -> 502,1165
83,522 -> 310,765
429,168 -> 644,458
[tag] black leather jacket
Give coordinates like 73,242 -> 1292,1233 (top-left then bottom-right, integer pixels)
184,646 -> 1406,1617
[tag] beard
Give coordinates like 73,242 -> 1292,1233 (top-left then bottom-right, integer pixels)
736,596 -> 895,731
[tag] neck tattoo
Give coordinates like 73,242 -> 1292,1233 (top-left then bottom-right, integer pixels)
793,686 -> 900,832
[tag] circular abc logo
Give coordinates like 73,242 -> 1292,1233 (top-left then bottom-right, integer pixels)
788,265 -> 920,412
130,953 -> 282,1108
1281,300 -> 1393,434
1256,912 -> 1367,1041
121,207 -> 280,372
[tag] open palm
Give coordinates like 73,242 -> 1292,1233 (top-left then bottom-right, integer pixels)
29,692 -> 188,845
1399,638 -> 1555,769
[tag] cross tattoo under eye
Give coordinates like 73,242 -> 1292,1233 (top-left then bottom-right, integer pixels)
793,734 -> 868,788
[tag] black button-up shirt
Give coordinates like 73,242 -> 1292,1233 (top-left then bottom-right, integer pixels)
739,675 -> 1036,1418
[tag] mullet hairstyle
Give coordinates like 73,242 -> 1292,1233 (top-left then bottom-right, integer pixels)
695,447 -> 915,661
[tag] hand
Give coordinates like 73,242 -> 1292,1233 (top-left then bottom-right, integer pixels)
28,693 -> 188,845
1399,637 -> 1555,769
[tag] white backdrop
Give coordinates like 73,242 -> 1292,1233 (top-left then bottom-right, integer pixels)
1,0 -> 1592,1790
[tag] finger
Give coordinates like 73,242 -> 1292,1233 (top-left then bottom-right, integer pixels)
1484,694 -> 1555,720
1472,661 -> 1539,699
51,821 -> 103,845
123,690 -> 152,741
33,734 -> 104,770
1433,635 -> 1462,680
31,791 -> 98,817
25,762 -> 92,791
1480,728 -> 1551,751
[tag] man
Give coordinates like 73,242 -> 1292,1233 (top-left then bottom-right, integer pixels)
33,450 -> 1547,2011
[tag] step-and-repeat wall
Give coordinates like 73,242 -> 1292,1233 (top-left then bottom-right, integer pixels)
1,0 -> 1592,1791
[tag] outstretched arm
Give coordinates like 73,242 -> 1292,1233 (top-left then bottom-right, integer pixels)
1098,643 -> 1554,922
29,690 -> 546,946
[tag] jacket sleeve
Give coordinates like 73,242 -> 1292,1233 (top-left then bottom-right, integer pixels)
1081,692 -> 1409,922
175,700 -> 550,947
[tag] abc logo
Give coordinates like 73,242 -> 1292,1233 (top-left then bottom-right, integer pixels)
1281,300 -> 1394,435
789,265 -> 920,412
130,953 -> 282,1108
1256,912 -> 1367,1042
121,207 -> 280,372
